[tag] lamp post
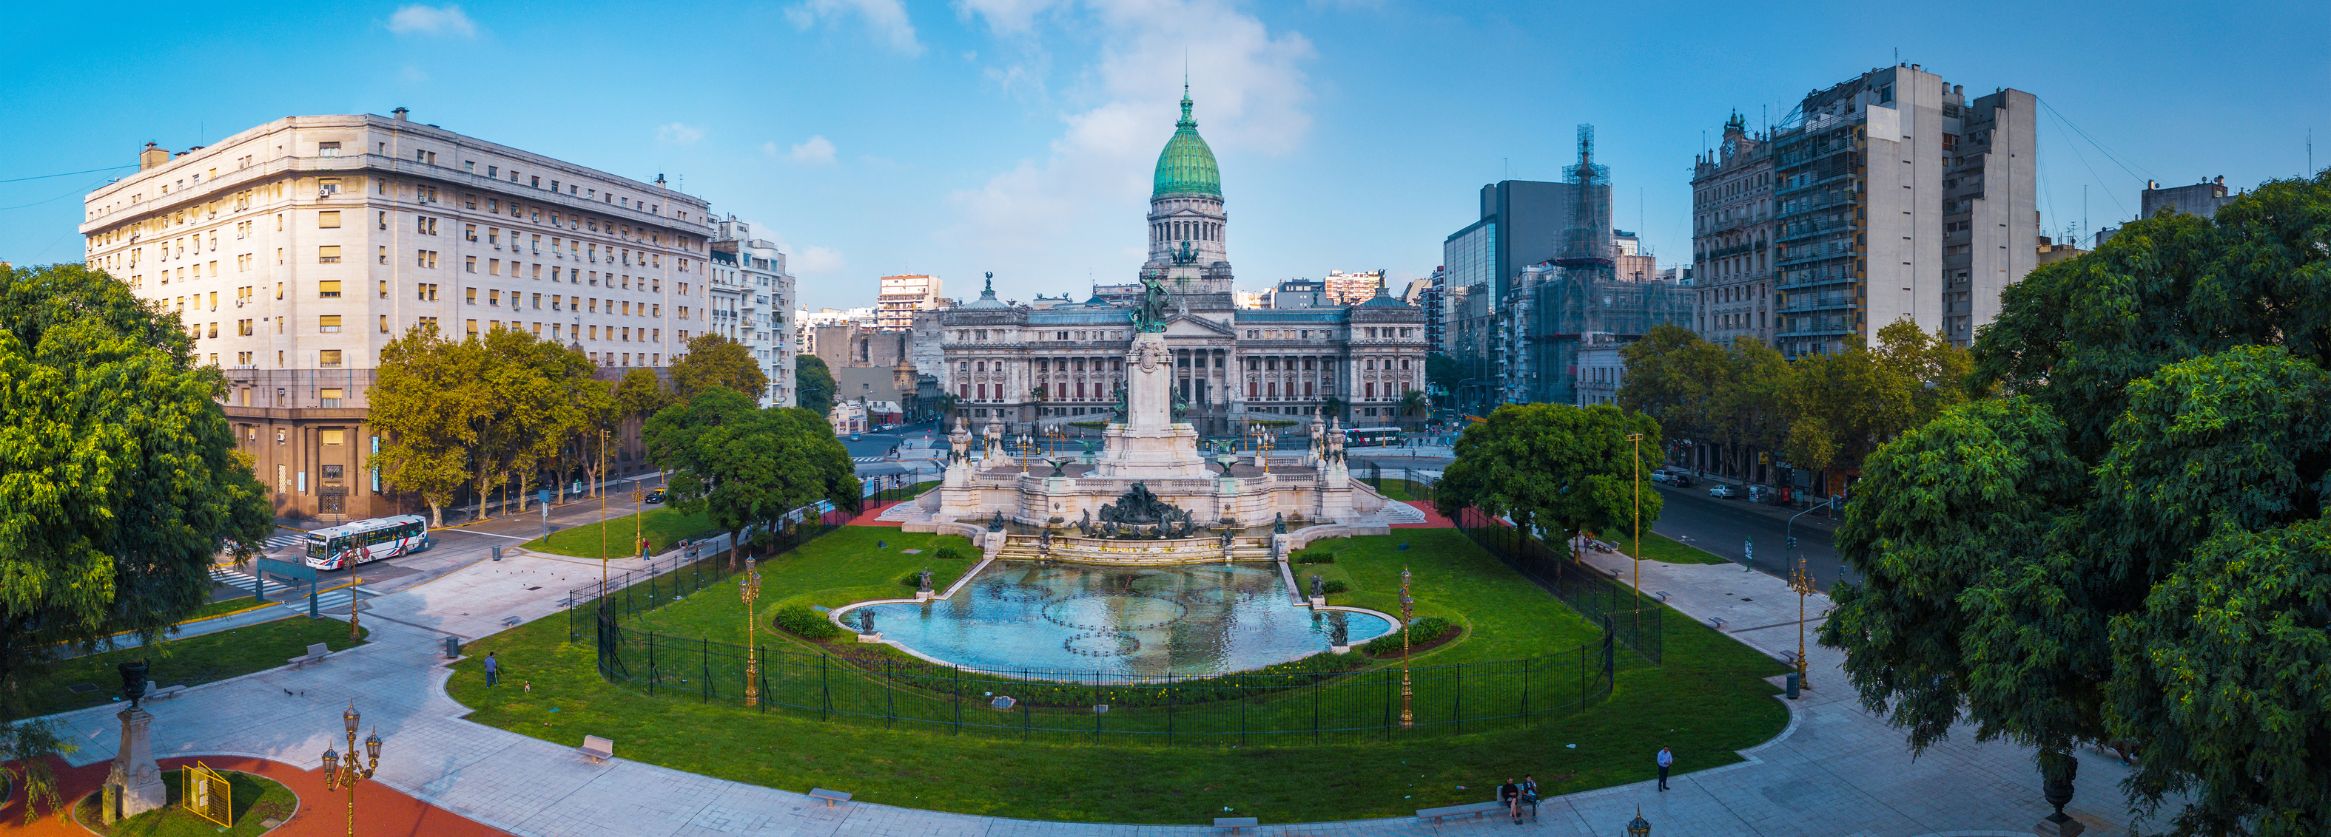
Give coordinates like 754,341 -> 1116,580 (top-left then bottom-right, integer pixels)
740,556 -> 762,706
347,575 -> 362,642
1398,567 -> 1414,729
1626,805 -> 1652,836
318,702 -> 382,837
1627,431 -> 1644,639
1788,555 -> 1814,690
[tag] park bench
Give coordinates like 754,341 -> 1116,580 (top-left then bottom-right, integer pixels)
808,788 -> 852,808
1416,800 -> 1506,824
500,615 -> 522,628
577,735 -> 615,764
1212,816 -> 1259,832
287,642 -> 331,669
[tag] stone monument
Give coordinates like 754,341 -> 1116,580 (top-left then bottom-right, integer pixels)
1089,328 -> 1209,479
102,660 -> 166,823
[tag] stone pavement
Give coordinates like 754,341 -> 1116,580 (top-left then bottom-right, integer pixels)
27,529 -> 2151,836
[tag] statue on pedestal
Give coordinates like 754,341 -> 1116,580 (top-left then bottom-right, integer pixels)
102,660 -> 166,823
918,568 -> 933,594
947,417 -> 972,465
1130,274 -> 1171,333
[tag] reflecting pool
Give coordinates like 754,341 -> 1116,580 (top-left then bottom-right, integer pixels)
839,562 -> 1394,679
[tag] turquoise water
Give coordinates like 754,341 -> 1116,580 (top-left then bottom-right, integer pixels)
843,561 -> 1393,679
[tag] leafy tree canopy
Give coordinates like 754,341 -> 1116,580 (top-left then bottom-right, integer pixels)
0,264 -> 270,814
1433,402 -> 1662,547
1832,174 -> 2331,834
644,390 -> 860,558
795,354 -> 837,417
671,334 -> 767,402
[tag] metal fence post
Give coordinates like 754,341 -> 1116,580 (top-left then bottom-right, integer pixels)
819,653 -> 830,720
647,630 -> 657,695
953,666 -> 963,734
1453,663 -> 1463,732
884,659 -> 895,729
701,637 -> 710,702
1092,670 -> 1102,743
1166,674 -> 1176,745
1522,656 -> 1532,725
1312,673 -> 1322,744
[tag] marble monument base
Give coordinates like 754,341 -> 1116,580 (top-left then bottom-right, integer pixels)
103,706 -> 166,822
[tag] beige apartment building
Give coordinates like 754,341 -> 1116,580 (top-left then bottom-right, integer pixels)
81,109 -> 716,520
874,273 -> 941,331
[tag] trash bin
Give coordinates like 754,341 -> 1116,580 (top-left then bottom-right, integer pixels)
1785,671 -> 1802,700
491,545 -> 503,562
444,636 -> 461,659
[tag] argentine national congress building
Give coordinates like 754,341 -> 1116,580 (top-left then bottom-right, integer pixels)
938,88 -> 1428,438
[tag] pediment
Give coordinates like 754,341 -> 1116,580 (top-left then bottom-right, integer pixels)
1163,314 -> 1236,337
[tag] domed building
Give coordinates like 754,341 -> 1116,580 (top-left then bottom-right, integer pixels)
934,88 -> 1427,439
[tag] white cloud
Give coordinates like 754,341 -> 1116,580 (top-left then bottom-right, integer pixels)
787,0 -> 922,56
760,141 -> 782,159
944,0 -> 1316,273
794,245 -> 847,275
955,0 -> 1066,35
387,5 -> 478,38
656,122 -> 705,145
788,135 -> 839,166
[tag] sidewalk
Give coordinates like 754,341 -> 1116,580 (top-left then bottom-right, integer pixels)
24,513 -> 2151,836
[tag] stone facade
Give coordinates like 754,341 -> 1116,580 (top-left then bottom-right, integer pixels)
1692,113 -> 1776,346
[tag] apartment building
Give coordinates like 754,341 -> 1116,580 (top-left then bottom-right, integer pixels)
875,273 -> 941,331
81,109 -> 715,519
710,217 -> 797,407
1321,269 -> 1386,306
1691,112 -> 1776,345
1768,64 -> 2036,357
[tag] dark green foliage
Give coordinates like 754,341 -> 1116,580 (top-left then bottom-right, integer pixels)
932,544 -> 973,562
670,334 -> 768,401
1361,617 -> 1458,657
1319,579 -> 1350,596
1292,550 -> 1335,565
644,390 -> 861,562
0,264 -> 272,817
773,604 -> 841,641
795,355 -> 836,418
1833,174 -> 2331,834
1435,403 -> 1662,553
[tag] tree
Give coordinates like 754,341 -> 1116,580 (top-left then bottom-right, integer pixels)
670,333 -> 767,401
1434,403 -> 1662,551
1829,174 -> 2331,834
1398,389 -> 1430,430
795,354 -> 836,418
615,368 -> 669,423
1710,337 -> 1790,478
644,390 -> 860,564
370,325 -> 482,526
1320,395 -> 1346,421
0,264 -> 271,817
1780,319 -> 1971,493
1425,352 -> 1464,401
1618,325 -> 1725,463
478,329 -> 594,514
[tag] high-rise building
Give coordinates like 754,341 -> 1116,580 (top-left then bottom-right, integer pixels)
1612,232 -> 1659,283
875,273 -> 941,331
1443,179 -> 1576,412
81,109 -> 715,519
709,216 -> 796,407
1691,112 -> 1776,346
1270,278 -> 1325,309
1768,64 -> 2037,356
1321,269 -> 1387,305
2093,176 -> 2240,247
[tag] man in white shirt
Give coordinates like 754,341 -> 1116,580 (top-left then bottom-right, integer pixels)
1656,746 -> 1674,791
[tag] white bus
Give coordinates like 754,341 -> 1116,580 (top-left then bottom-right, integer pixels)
304,515 -> 430,570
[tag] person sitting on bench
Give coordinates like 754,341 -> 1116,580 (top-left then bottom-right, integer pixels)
1499,777 -> 1523,824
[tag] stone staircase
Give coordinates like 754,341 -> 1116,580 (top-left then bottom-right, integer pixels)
994,534 -> 1276,565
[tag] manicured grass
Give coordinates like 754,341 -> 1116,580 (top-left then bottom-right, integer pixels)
1614,532 -> 1729,565
72,768 -> 295,836
1294,529 -> 1600,663
185,594 -> 276,622
27,618 -> 366,717
522,507 -> 722,559
1371,479 -> 1431,502
445,528 -> 1787,824
628,527 -> 979,639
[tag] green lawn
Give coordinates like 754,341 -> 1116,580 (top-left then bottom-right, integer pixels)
1372,479 -> 1432,502
1614,532 -> 1729,565
73,768 -> 295,836
629,527 -> 979,639
445,527 -> 1787,824
185,595 -> 275,622
522,507 -> 723,559
27,618 -> 366,717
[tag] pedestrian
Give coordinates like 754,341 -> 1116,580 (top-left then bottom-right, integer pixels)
1498,777 -> 1522,824
1520,774 -> 1539,819
484,651 -> 500,687
1656,745 -> 1673,791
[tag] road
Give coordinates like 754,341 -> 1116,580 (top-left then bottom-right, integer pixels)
1647,484 -> 1856,592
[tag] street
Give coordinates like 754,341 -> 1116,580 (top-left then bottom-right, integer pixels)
1648,484 -> 1857,592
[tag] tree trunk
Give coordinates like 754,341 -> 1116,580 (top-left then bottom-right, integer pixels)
429,503 -> 444,528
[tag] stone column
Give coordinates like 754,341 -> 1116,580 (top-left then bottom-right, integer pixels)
103,706 -> 166,821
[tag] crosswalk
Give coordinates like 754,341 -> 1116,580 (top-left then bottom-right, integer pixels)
207,566 -> 360,614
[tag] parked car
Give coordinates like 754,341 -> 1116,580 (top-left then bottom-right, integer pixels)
1746,485 -> 1773,504
1650,470 -> 1673,485
1708,484 -> 1739,499
1669,472 -> 1696,488
644,488 -> 666,504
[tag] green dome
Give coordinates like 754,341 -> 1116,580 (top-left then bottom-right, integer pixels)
1152,89 -> 1221,199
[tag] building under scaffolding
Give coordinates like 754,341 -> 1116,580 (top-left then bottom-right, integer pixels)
1499,126 -> 1693,405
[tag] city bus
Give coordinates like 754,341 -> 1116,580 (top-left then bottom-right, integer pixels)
1345,426 -> 1404,447
304,515 -> 430,571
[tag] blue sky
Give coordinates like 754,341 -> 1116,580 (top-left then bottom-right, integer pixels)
3,1 -> 2325,309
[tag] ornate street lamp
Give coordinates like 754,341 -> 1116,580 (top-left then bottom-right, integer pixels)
741,556 -> 762,706
319,702 -> 382,837
1398,567 -> 1414,729
1788,556 -> 1815,690
1626,805 -> 1652,836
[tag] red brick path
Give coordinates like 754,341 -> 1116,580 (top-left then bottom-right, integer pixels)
0,754 -> 505,836
1392,500 -> 1457,528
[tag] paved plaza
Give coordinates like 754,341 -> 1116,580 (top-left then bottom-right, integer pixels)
30,507 -> 2146,836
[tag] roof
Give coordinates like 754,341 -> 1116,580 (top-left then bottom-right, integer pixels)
1152,87 -> 1222,199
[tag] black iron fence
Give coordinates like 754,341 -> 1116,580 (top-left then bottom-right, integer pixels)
1363,465 -> 1438,503
595,620 -> 1616,745
566,514 -> 842,642
1454,507 -> 1665,664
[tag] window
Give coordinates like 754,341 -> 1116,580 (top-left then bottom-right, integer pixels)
379,314 -> 390,334
318,280 -> 342,298
318,210 -> 341,228
318,177 -> 340,196
318,315 -> 342,334
317,245 -> 341,264
319,141 -> 342,157
465,256 -> 476,273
